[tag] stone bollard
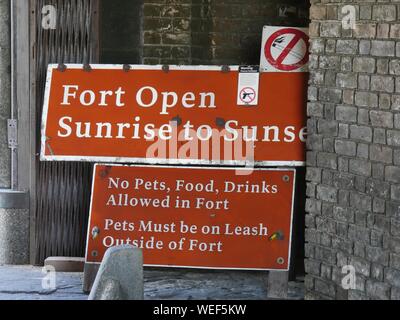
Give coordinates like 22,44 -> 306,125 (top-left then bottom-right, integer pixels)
88,245 -> 144,300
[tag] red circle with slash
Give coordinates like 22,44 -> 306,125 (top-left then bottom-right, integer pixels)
264,28 -> 309,71
239,87 -> 256,104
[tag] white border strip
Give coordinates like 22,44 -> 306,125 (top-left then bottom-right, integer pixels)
45,63 -> 241,71
84,164 -> 297,272
40,64 -> 305,167
41,64 -> 55,162
41,155 -> 305,167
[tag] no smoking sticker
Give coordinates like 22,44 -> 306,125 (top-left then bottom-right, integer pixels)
260,26 -> 309,72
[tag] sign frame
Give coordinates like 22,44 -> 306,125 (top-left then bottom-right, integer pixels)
84,164 -> 297,272
41,64 -> 306,167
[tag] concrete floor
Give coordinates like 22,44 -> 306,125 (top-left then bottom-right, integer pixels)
0,265 -> 304,300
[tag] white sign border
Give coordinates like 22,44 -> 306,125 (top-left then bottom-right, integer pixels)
84,164 -> 297,272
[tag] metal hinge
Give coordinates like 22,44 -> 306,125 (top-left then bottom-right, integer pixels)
7,119 -> 18,149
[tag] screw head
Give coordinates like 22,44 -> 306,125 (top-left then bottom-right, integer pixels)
277,257 -> 285,265
123,64 -> 131,72
57,63 -> 66,72
91,226 -> 100,239
162,64 -> 170,73
215,117 -> 226,128
282,175 -> 290,182
171,116 -> 182,126
221,65 -> 230,73
99,166 -> 112,178
91,250 -> 98,257
83,64 -> 92,72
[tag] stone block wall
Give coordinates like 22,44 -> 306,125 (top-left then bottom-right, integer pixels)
306,0 -> 400,300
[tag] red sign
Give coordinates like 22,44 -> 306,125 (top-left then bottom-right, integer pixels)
85,165 -> 296,270
41,65 -> 307,166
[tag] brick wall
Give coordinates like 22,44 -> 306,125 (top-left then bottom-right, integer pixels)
100,0 -> 143,63
306,1 -> 400,300
142,0 -> 309,65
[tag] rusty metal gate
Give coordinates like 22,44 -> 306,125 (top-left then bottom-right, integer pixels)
32,0 -> 99,265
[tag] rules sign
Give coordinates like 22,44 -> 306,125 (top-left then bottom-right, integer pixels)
85,165 -> 296,270
40,65 -> 307,166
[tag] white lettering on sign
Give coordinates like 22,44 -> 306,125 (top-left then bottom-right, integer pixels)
60,85 -> 216,115
56,115 -> 307,144
135,86 -> 217,114
61,85 -> 126,107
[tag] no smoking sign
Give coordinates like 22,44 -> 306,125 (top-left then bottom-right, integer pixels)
260,26 -> 309,73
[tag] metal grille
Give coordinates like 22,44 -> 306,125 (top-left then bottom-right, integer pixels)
33,0 -> 98,265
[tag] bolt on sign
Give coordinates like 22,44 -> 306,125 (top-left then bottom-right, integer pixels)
86,165 -> 296,270
40,64 -> 307,166
260,26 -> 309,73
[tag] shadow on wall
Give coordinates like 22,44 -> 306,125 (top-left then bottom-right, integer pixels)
100,0 -> 310,66
191,0 -> 310,64
100,0 -> 144,64
189,0 -> 310,65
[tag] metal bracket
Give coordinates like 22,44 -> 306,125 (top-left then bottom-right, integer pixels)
0,190 -> 29,209
7,119 -> 18,149
278,5 -> 298,18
